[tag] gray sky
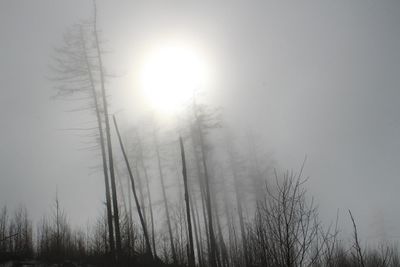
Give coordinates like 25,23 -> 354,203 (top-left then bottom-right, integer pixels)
1,0 -> 400,241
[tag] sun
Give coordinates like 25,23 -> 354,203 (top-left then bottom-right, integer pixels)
139,43 -> 208,114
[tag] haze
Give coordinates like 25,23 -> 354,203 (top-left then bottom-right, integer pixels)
1,0 -> 400,254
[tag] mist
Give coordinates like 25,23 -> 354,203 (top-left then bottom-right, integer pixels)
1,1 -> 400,266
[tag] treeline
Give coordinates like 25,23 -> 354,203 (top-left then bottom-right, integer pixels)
0,206 -> 33,262
1,173 -> 400,266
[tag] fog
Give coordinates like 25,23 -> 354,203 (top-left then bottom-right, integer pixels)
1,1 -> 400,263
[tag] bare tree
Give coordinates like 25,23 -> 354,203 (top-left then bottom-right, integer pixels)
153,124 -> 177,263
49,17 -> 116,263
252,167 -> 322,267
190,97 -> 220,267
130,128 -> 157,256
113,115 -> 153,257
0,206 -> 9,254
180,136 -> 196,267
349,210 -> 365,267
92,1 -> 122,260
224,132 -> 250,267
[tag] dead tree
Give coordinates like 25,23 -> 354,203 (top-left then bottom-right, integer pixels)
1,206 -> 33,259
349,210 -> 365,267
189,183 -> 205,267
153,126 -> 177,263
180,136 -> 195,267
79,24 -> 116,260
115,165 -> 134,255
191,98 -> 219,267
133,130 -> 157,256
132,162 -> 148,230
213,198 -> 229,267
0,233 -> 18,243
92,1 -> 122,259
125,168 -> 135,257
113,115 -> 153,257
253,167 -> 321,267
189,127 -> 211,258
225,133 -> 249,267
50,20 -> 115,261
142,164 -> 157,257
50,191 -> 70,262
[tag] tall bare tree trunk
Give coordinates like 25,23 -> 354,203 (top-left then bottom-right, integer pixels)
153,129 -> 177,263
140,158 -> 157,257
113,115 -> 153,257
190,128 -> 211,256
55,191 -> 61,260
221,174 -> 235,267
79,25 -> 115,261
116,165 -> 137,256
143,166 -> 156,257
193,112 -> 218,267
134,132 -> 157,256
133,163 -> 148,229
179,137 -> 195,267
190,186 -> 204,267
228,150 -> 249,267
233,174 -> 248,266
115,169 -> 130,244
214,207 -> 229,267
92,1 -> 122,261
228,212 -> 239,267
126,171 -> 134,256
133,163 -> 147,251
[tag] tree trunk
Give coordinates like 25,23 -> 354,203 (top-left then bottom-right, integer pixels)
179,137 -> 195,267
190,185 -> 204,267
92,1 -> 122,261
134,132 -> 157,256
153,129 -> 177,263
140,157 -> 157,257
190,128 -> 211,256
230,155 -> 249,267
133,162 -> 148,229
113,115 -> 153,257
79,25 -> 115,261
126,170 -> 134,256
193,112 -> 218,267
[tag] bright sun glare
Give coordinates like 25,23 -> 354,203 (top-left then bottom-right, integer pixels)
140,44 -> 208,114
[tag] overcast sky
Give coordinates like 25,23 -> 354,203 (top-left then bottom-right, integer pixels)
1,1 -> 400,241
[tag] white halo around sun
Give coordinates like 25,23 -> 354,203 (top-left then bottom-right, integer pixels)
139,43 -> 209,114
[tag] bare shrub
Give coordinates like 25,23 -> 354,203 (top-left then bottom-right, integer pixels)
250,169 -> 324,267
